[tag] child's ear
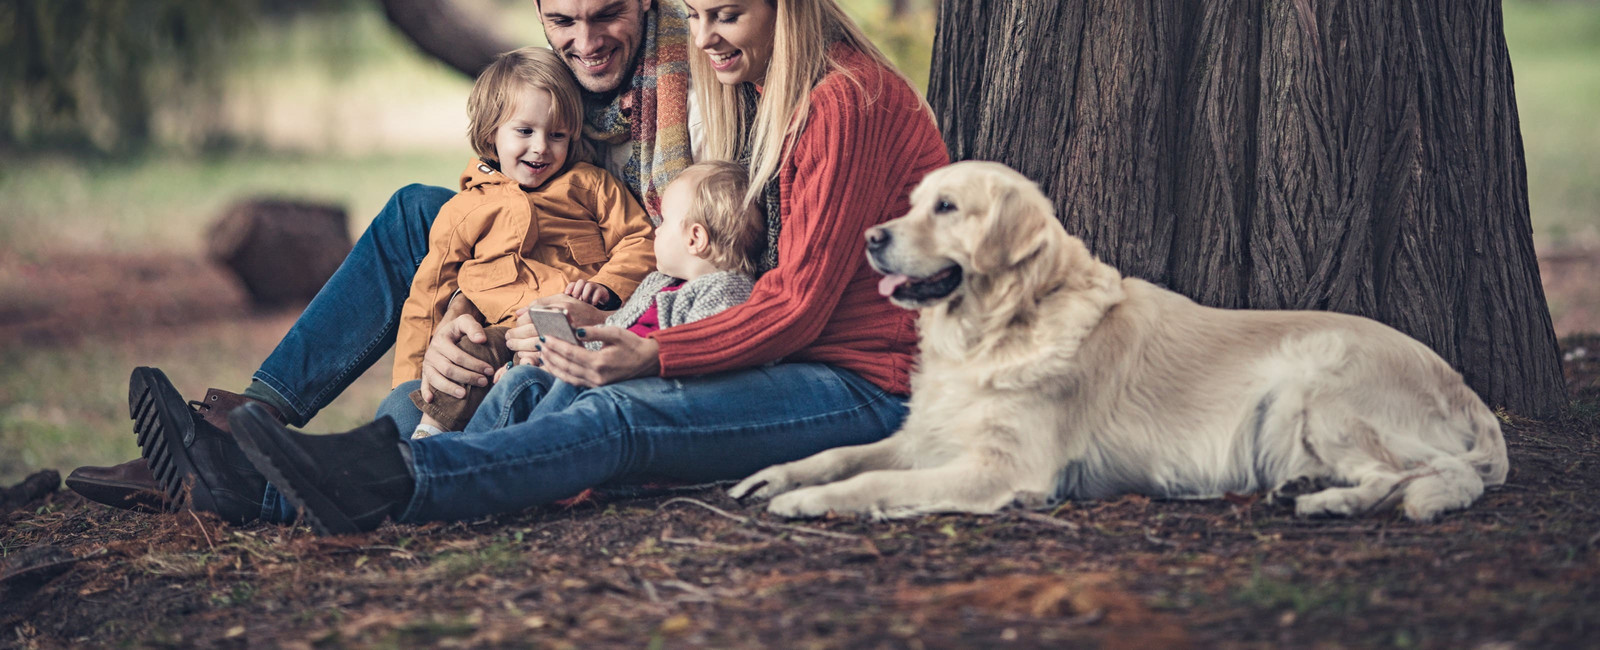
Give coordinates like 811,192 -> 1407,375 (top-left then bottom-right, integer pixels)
686,223 -> 711,257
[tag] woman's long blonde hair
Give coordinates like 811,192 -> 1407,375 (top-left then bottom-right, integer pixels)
689,0 -> 917,206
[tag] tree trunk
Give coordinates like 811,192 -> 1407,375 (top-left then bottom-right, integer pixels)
376,0 -> 518,78
930,0 -> 1564,416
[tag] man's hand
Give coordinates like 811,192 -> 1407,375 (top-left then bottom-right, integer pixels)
420,313 -> 496,402
563,279 -> 614,308
539,326 -> 660,388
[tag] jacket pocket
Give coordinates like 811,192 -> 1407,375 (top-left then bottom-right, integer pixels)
458,254 -> 529,323
459,254 -> 521,290
566,234 -> 610,266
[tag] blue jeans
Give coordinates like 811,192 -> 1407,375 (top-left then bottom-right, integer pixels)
261,363 -> 908,524
251,184 -> 454,426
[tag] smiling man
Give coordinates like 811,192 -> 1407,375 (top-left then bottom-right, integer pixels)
542,0 -> 650,94
540,0 -> 701,219
64,0 -> 702,518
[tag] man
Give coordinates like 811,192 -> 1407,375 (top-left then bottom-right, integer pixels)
67,0 -> 699,519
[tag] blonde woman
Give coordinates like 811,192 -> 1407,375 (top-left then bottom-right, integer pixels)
175,0 -> 950,535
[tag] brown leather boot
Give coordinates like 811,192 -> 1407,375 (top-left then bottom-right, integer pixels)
64,459 -> 165,513
67,382 -> 285,513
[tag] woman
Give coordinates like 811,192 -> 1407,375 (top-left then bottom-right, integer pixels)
201,0 -> 951,535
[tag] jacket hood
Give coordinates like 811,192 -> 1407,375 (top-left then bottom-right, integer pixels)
459,158 -> 519,192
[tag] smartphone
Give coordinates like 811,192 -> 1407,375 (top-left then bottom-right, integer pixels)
526,306 -> 580,345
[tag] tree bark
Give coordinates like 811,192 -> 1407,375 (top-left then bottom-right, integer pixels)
376,0 -> 518,78
930,0 -> 1564,416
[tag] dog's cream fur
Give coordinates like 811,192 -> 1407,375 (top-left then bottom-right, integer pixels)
730,161 -> 1508,522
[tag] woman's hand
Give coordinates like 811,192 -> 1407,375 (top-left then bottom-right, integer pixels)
504,307 -> 543,369
539,326 -> 660,388
530,294 -> 610,327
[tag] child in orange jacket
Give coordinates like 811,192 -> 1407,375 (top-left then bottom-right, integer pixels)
393,46 -> 656,428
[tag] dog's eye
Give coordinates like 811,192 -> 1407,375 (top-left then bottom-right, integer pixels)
934,199 -> 957,214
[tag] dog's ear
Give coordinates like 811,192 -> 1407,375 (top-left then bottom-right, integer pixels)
971,176 -> 1055,275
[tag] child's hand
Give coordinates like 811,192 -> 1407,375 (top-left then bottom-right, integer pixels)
563,279 -> 613,307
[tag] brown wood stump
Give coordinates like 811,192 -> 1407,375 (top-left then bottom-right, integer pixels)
206,198 -> 352,309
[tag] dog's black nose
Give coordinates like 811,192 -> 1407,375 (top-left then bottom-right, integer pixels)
865,227 -> 891,252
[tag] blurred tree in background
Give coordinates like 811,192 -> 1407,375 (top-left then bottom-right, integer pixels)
0,0 -> 932,153
0,0 -> 261,152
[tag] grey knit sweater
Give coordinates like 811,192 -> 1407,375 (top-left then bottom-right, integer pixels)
586,271 -> 755,350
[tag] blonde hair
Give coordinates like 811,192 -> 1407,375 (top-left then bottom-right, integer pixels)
689,0 -> 920,207
679,160 -> 765,277
467,46 -> 593,168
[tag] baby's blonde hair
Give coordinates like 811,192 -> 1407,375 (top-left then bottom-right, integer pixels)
679,161 -> 766,277
467,46 -> 593,167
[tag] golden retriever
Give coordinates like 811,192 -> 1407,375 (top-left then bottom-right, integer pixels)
730,161 -> 1508,522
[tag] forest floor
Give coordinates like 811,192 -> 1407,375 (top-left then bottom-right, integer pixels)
1,251 -> 1598,649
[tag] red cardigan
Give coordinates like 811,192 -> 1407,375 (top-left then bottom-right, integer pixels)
651,48 -> 949,395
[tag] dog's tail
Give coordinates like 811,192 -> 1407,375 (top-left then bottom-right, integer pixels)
1456,398 -> 1509,487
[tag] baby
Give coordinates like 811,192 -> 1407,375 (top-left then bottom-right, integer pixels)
416,160 -> 768,438
582,159 -> 766,349
396,46 -> 656,438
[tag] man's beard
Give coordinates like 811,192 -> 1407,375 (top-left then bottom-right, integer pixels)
578,39 -> 646,110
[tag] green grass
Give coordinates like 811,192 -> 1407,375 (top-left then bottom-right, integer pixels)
0,316 -> 397,485
1504,0 -> 1600,247
0,150 -> 465,257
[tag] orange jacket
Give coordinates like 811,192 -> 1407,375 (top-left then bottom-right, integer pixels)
393,159 -> 655,386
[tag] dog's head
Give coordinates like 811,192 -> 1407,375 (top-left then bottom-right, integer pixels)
867,161 -> 1065,309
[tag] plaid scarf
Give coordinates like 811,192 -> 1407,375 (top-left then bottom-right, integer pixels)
735,83 -> 784,276
582,3 -> 693,221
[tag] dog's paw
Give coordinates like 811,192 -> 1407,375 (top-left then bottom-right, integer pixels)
729,466 -> 796,502
1268,476 -> 1329,508
767,487 -> 843,519
1293,489 -> 1362,518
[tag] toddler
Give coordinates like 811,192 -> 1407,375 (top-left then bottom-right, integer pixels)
397,46 -> 656,437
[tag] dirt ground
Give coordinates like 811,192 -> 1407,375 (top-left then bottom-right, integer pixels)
1,252 -> 1598,649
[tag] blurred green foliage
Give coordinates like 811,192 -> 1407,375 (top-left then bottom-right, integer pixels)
0,0 -> 263,152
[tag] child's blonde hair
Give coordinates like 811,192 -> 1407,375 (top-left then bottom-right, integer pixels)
680,161 -> 766,277
467,46 -> 593,168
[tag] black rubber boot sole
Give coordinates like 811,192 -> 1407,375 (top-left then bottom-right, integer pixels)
228,404 -> 361,537
129,367 -> 218,514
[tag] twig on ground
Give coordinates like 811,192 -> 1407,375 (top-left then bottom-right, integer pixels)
1143,528 -> 1176,547
319,545 -> 417,560
1009,510 -> 1081,531
1062,607 -> 1106,627
189,511 -> 215,552
660,536 -> 747,551
658,497 -> 862,540
660,579 -> 715,601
